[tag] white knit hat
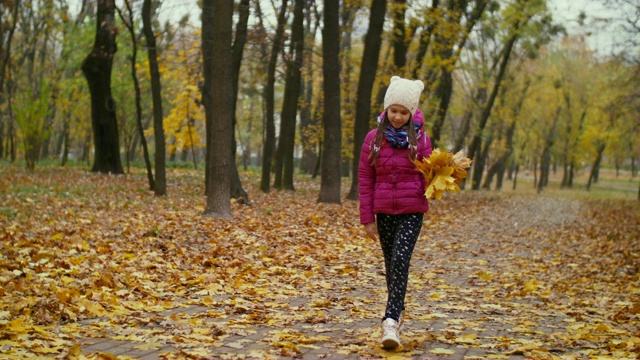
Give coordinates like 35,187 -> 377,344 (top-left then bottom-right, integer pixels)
383,76 -> 425,115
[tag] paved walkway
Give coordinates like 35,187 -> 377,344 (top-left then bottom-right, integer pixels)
76,286 -> 542,360
75,247 -> 566,358
69,194 -> 627,359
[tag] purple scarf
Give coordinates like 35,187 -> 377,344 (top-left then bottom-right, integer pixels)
380,116 -> 423,149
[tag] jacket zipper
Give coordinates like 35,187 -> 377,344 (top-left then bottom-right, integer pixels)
393,147 -> 398,213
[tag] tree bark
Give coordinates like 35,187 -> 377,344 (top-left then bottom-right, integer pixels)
318,0 -> 341,204
299,2 -> 319,175
117,0 -> 155,190
274,0 -> 304,190
346,0 -> 386,200
411,0 -> 439,79
391,0 -> 408,71
468,32 -> 518,190
260,0 -> 288,193
538,106 -> 561,193
427,1 -> 488,148
0,0 -> 19,159
587,142 -> 606,191
202,0 -> 234,217
81,0 -> 124,174
142,0 -> 166,195
482,78 -> 529,189
229,0 -> 251,203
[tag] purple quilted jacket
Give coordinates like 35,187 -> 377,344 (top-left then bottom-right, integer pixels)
358,109 -> 433,224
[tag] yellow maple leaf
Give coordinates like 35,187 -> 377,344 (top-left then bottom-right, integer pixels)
455,333 -> 478,344
64,343 -> 82,360
523,279 -> 539,293
134,342 -> 164,351
9,318 -> 27,333
415,148 -> 472,199
430,347 -> 456,355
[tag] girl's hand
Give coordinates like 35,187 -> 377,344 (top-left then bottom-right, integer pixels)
364,222 -> 378,241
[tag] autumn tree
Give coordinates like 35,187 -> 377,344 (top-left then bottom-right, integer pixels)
554,38 -> 592,189
201,0 -> 234,217
6,0 -> 60,169
318,0 -> 341,204
142,0 -> 166,196
13,84 -> 51,170
298,1 -> 321,175
116,0 -> 154,189
228,0 -> 251,203
274,0 -> 305,191
161,22 -> 203,169
81,0 -> 124,174
464,0 -> 561,190
346,0 -> 387,201
584,58 -> 635,192
429,0 -> 488,148
260,0 -> 288,193
337,0 -> 364,178
0,0 -> 19,160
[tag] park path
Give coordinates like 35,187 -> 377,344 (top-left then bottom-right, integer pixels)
70,192 -> 636,359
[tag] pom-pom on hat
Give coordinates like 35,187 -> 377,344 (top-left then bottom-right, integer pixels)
383,76 -> 425,116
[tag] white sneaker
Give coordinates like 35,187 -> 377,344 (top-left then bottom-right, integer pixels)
380,318 -> 401,349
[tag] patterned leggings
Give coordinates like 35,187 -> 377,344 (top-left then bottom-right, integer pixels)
377,213 -> 423,322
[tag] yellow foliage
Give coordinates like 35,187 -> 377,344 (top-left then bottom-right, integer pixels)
414,149 -> 472,200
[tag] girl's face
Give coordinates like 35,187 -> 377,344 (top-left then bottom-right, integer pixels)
387,104 -> 411,129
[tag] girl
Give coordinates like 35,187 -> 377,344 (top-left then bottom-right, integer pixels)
358,76 -> 432,350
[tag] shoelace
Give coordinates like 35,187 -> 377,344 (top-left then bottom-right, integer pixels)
383,322 -> 398,334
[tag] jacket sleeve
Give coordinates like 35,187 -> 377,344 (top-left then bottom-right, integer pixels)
358,133 -> 376,224
413,109 -> 432,160
418,132 -> 433,160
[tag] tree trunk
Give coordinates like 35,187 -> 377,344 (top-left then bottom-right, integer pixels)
81,0 -> 124,174
260,0 -> 288,193
338,2 -> 357,180
468,32 -> 518,189
202,0 -> 234,217
229,0 -> 251,203
0,0 -> 18,88
587,142 -> 606,191
299,25 -> 317,175
142,0 -> 166,196
482,78 -> 529,190
454,87 -> 486,152
346,0 -> 386,200
411,0 -> 439,79
118,0 -> 155,190
0,0 -> 19,158
538,106 -> 561,193
60,118 -> 70,166
430,3 -> 463,148
318,0 -> 341,204
471,134 -> 493,190
482,123 -> 514,190
274,0 -> 304,191
568,110 -> 586,188
427,1 -> 487,148
560,90 -> 573,188
391,0 -> 408,72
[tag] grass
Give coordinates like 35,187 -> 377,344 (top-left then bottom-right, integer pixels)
502,168 -> 638,201
1,159 -> 638,202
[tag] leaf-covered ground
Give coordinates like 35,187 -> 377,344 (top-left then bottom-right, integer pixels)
0,166 -> 638,359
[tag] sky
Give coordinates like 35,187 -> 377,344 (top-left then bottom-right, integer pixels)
70,0 -> 631,56
546,0 -> 632,55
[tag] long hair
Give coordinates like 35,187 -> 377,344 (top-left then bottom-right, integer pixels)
368,111 -> 418,166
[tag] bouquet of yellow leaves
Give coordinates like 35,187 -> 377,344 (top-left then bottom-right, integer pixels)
414,149 -> 472,200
